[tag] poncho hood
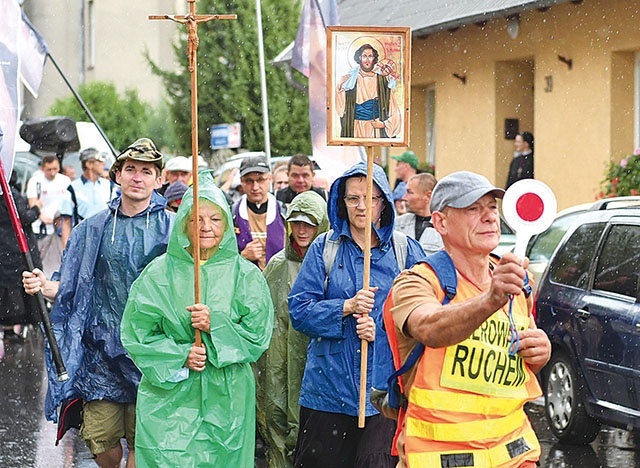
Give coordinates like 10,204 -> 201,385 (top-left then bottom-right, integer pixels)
327,161 -> 395,245
167,170 -> 237,263
285,190 -> 329,261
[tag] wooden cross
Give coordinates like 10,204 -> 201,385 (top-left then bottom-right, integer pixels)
150,0 -> 236,346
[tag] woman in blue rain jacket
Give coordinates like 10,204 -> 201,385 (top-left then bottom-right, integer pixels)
289,162 -> 425,467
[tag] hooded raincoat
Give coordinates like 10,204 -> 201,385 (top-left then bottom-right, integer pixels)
257,190 -> 329,468
121,170 -> 274,467
44,191 -> 173,422
288,162 -> 425,418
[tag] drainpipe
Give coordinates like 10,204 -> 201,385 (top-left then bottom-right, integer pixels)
79,0 -> 85,84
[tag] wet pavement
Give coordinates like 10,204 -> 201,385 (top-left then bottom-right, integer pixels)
2,328 -> 640,467
529,401 -> 640,467
0,329 -> 94,468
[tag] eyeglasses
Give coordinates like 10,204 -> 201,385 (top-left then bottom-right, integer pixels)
241,176 -> 269,185
343,195 -> 383,208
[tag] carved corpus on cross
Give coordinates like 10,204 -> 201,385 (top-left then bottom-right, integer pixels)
150,0 -> 236,346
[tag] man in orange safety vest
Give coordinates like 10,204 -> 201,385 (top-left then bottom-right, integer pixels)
384,171 -> 551,467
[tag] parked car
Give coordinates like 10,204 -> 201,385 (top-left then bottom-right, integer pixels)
536,198 -> 640,445
526,197 -> 640,291
525,203 -> 592,290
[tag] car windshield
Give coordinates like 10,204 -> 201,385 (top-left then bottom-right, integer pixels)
527,211 -> 583,262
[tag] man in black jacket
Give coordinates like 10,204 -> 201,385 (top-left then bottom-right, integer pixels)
275,154 -> 327,208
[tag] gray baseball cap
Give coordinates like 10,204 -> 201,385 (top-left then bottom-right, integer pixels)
430,171 -> 505,213
239,155 -> 269,177
80,147 -> 106,163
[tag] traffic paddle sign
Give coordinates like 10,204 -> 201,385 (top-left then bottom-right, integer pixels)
502,179 -> 557,257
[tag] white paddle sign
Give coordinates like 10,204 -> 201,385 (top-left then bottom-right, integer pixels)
502,179 -> 557,258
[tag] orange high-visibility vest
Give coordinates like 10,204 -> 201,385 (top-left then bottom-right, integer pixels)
389,263 -> 542,468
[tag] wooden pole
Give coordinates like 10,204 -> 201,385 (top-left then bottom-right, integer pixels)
150,1 -> 236,347
188,2 -> 202,346
358,146 -> 375,428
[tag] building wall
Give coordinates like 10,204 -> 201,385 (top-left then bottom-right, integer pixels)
404,0 -> 640,209
22,0 -> 179,118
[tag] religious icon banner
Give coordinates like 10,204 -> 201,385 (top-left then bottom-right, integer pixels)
327,26 -> 411,147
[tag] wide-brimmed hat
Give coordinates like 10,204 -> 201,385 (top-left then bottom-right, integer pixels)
109,138 -> 163,183
430,171 -> 505,213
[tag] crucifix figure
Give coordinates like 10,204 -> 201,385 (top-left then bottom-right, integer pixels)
150,0 -> 236,345
151,1 -> 235,72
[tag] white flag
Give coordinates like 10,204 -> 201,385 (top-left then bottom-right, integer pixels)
0,0 -> 48,180
19,13 -> 48,98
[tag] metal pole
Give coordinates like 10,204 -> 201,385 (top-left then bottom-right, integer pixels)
255,0 -> 271,165
46,51 -> 117,157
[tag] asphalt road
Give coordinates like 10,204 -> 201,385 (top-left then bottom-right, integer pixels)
1,329 -> 639,467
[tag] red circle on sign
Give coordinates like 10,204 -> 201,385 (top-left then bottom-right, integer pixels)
515,192 -> 544,222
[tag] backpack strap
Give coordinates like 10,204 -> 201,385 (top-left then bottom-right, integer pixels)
323,230 -> 340,291
425,250 -> 458,302
385,250 -> 458,410
392,230 -> 408,271
324,230 -> 409,291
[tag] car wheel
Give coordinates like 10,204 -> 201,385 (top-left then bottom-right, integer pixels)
544,352 -> 601,445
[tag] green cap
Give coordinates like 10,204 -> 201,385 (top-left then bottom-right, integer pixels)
391,150 -> 419,170
109,138 -> 163,183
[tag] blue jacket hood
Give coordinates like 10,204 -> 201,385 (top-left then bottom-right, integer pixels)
327,161 -> 395,245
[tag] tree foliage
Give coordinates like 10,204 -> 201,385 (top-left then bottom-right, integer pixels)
149,0 -> 310,158
48,81 -> 151,152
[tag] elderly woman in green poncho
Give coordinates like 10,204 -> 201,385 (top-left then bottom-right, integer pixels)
121,170 -> 274,467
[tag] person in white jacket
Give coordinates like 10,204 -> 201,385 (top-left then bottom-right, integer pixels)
395,173 -> 443,255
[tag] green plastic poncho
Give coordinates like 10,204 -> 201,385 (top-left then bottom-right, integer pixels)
121,170 -> 274,467
256,191 -> 329,468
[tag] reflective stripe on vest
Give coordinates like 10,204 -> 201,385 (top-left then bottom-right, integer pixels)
406,409 -> 526,442
406,430 -> 540,467
408,388 -> 526,418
